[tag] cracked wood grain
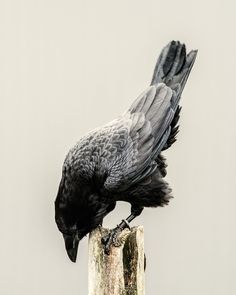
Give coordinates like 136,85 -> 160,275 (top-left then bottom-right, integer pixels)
88,226 -> 145,295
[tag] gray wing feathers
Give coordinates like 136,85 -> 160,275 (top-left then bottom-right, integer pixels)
129,84 -> 174,147
104,41 -> 197,191
104,84 -> 174,191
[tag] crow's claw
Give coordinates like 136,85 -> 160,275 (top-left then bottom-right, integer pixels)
101,228 -> 122,255
101,235 -> 109,245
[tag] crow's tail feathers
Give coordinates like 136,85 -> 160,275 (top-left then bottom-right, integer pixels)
151,41 -> 197,151
151,40 -> 197,90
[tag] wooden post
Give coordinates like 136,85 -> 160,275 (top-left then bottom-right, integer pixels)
88,226 -> 145,295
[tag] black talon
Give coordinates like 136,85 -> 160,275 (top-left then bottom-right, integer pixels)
101,227 -> 122,255
104,245 -> 110,255
101,235 -> 108,245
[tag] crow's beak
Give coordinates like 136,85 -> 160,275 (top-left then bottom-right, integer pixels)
63,233 -> 80,263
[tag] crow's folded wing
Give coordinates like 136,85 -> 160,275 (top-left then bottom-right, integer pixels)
103,42 -> 197,192
104,83 -> 175,192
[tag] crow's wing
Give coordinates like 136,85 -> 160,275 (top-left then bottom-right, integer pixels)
104,41 -> 197,192
104,83 -> 175,192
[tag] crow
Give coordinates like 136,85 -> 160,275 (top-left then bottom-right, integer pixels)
55,41 -> 197,262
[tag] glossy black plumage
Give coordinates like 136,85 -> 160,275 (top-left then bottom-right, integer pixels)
55,41 -> 197,262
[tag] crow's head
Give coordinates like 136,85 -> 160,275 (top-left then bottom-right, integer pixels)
55,168 -> 85,262
55,202 -> 81,262
55,167 -> 101,262
55,207 -> 85,263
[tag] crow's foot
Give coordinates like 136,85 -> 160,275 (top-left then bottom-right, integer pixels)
101,227 -> 122,255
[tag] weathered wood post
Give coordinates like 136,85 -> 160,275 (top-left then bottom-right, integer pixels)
88,226 -> 145,295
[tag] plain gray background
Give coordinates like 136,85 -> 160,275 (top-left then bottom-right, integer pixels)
1,0 -> 235,294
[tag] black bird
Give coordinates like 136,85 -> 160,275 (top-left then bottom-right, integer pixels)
55,41 -> 197,262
